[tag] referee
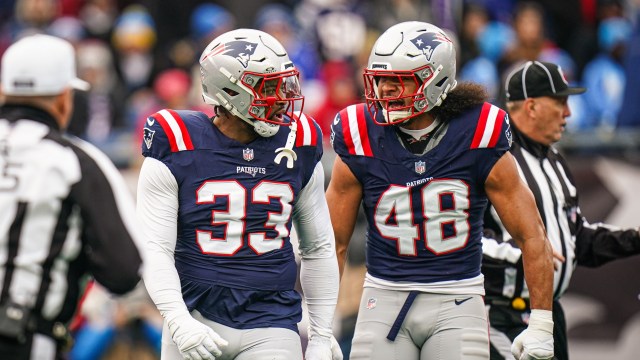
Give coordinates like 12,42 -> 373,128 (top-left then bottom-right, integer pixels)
0,35 -> 143,359
482,61 -> 640,360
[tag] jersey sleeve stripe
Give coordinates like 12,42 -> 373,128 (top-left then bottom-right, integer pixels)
167,109 -> 194,150
152,112 -> 178,152
156,109 -> 194,152
470,103 -> 503,149
356,105 -> 373,156
487,108 -> 506,148
294,112 -> 317,147
344,105 -> 368,156
339,108 -> 356,155
308,113 -> 319,146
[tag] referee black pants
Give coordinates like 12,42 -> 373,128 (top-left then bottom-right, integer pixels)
0,332 -> 62,360
489,300 -> 567,360
0,333 -> 36,359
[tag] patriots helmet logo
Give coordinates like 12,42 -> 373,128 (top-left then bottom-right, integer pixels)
410,32 -> 451,61
205,40 -> 258,68
143,128 -> 155,149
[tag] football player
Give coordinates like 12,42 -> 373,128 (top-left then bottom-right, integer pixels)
325,21 -> 555,360
137,29 -> 341,360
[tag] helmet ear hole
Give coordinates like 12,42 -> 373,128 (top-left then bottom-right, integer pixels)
435,77 -> 448,87
223,88 -> 239,96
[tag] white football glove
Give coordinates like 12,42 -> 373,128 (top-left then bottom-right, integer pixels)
168,313 -> 228,360
511,309 -> 554,360
330,335 -> 343,360
305,335 -> 343,360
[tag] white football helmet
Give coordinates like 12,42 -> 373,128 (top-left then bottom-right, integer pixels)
199,28 -> 304,136
364,21 -> 458,125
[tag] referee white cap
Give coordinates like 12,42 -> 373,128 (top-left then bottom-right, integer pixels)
1,34 -> 90,96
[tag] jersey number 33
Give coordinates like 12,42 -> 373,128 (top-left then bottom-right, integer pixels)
196,180 -> 293,256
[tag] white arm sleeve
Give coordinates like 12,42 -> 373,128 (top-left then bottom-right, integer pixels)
136,157 -> 189,322
294,162 -> 339,339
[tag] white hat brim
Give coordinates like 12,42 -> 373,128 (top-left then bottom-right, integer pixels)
70,78 -> 90,91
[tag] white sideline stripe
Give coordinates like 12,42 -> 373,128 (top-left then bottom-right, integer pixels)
159,109 -> 188,151
347,105 -> 365,155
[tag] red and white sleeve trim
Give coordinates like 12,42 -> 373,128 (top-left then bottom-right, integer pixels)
340,104 -> 373,156
470,103 -> 506,149
153,109 -> 194,152
294,112 -> 318,147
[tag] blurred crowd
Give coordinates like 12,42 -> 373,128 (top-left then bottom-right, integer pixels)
1,0 -> 639,168
1,0 -> 639,358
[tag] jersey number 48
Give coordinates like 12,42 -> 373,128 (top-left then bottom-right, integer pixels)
375,179 -> 470,255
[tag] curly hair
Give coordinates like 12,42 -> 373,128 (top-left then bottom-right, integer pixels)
429,82 -> 489,122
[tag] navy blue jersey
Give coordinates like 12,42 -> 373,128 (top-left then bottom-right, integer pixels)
141,109 -> 322,330
330,103 -> 511,283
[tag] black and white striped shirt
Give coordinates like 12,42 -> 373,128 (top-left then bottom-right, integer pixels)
0,104 -> 143,331
482,125 -> 640,303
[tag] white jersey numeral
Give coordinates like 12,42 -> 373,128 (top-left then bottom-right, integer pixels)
195,180 -> 293,255
249,181 -> 293,254
374,179 -> 470,255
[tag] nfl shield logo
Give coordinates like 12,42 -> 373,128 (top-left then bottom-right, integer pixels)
414,161 -> 426,175
243,148 -> 254,161
366,298 -> 377,310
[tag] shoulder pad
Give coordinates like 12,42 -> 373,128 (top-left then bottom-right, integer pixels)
331,104 -> 374,157
142,109 -> 202,158
469,102 -> 510,149
292,112 -> 320,147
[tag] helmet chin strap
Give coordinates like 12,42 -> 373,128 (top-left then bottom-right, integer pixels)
252,120 -> 280,137
382,108 -> 413,124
